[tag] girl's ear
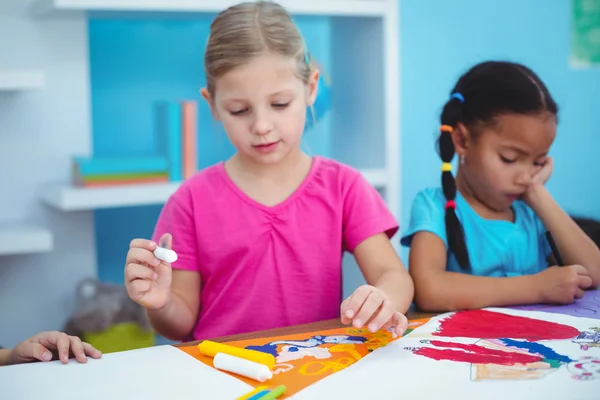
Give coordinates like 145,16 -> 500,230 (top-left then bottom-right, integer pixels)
200,88 -> 220,120
453,122 -> 471,158
306,67 -> 320,106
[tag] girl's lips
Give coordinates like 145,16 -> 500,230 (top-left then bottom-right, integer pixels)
253,141 -> 280,153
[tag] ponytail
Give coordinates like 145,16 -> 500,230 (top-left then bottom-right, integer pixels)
439,92 -> 470,270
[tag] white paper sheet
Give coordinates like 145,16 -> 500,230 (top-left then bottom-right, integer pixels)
0,344 -> 253,400
291,308 -> 600,399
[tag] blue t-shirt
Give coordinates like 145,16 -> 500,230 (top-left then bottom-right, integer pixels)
400,187 -> 551,277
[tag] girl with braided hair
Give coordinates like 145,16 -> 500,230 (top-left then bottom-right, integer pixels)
401,61 -> 600,312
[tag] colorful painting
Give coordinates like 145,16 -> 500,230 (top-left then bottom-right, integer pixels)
403,309 -> 600,382
178,318 -> 430,397
289,308 -> 599,399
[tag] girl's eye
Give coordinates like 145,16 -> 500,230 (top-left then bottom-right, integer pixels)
272,102 -> 289,109
229,108 -> 248,116
500,155 -> 516,164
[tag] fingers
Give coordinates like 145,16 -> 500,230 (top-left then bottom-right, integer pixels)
68,336 -> 89,363
83,342 -> 103,359
578,275 -> 593,289
575,288 -> 585,299
126,248 -> 160,270
24,331 -> 102,365
340,285 -> 370,323
365,300 -> 395,333
393,313 -> 409,336
56,333 -> 71,364
353,291 -> 384,329
571,264 -> 588,275
159,233 -> 173,250
127,278 -> 153,300
129,238 -> 157,251
125,263 -> 157,283
24,342 -> 53,362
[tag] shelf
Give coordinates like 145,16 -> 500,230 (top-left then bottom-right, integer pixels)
38,168 -> 388,211
0,224 -> 53,256
0,70 -> 45,91
31,0 -> 387,17
38,181 -> 182,211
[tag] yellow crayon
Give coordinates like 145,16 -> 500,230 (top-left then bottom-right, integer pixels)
197,340 -> 275,370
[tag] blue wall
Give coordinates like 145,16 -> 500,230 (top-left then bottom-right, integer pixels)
399,0 -> 600,260
88,16 -> 331,283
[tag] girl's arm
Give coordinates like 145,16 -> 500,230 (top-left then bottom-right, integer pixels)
146,269 -> 201,341
407,231 -> 586,311
354,233 -> 414,314
526,184 -> 600,287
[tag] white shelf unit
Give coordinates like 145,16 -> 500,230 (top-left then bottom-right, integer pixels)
31,0 -> 387,17
0,70 -> 45,91
38,168 -> 388,211
0,224 -> 53,256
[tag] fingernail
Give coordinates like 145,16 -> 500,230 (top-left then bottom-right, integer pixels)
346,310 -> 354,318
368,323 -> 377,332
354,319 -> 363,328
153,258 -> 160,267
153,272 -> 158,280
42,351 -> 52,361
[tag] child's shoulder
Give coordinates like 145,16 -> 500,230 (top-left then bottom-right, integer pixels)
309,156 -> 366,192
314,156 -> 362,179
411,187 -> 446,208
167,163 -> 227,202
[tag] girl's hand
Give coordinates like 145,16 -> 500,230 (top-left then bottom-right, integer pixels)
534,264 -> 593,304
531,156 -> 553,186
340,285 -> 408,336
9,331 -> 102,365
125,233 -> 173,310
523,157 -> 553,205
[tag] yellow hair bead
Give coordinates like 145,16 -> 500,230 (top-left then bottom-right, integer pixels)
441,162 -> 452,172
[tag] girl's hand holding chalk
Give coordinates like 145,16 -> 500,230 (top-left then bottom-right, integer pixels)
124,233 -> 174,310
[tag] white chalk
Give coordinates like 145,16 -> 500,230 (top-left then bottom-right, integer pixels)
153,247 -> 178,263
213,353 -> 273,382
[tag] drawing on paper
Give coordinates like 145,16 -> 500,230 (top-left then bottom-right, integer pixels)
573,328 -> 600,351
180,319 -> 430,397
407,309 -> 600,382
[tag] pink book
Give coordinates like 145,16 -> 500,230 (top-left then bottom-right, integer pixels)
182,101 -> 198,179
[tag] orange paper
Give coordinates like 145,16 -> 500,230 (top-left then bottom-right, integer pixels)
178,318 -> 431,397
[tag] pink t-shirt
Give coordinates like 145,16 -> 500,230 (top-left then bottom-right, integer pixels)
152,156 -> 398,341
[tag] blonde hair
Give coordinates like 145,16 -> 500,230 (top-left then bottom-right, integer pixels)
204,1 -> 312,97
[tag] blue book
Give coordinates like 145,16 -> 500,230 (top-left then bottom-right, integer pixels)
155,101 -> 183,182
73,156 -> 169,176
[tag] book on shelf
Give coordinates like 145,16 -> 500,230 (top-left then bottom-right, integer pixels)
72,156 -> 170,188
71,99 -> 199,189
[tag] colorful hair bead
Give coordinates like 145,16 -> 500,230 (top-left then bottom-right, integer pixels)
445,200 -> 456,210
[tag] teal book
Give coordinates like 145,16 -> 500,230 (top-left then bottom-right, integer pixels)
73,156 -> 169,176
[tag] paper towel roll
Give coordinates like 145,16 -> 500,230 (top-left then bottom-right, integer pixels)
213,353 -> 273,382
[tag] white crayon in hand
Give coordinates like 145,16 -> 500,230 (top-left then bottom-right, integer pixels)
153,246 -> 178,263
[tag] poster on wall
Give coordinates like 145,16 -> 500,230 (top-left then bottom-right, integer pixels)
571,0 -> 600,68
